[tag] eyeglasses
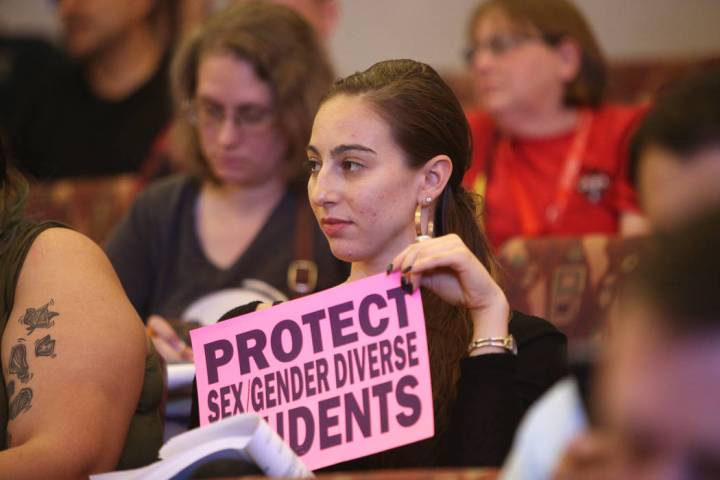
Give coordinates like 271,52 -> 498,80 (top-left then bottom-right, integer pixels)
185,98 -> 275,134
464,34 -> 544,65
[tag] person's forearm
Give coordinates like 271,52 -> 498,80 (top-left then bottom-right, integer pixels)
0,436 -> 116,480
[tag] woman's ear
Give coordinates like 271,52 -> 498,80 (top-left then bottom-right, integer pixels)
555,37 -> 582,82
418,155 -> 453,203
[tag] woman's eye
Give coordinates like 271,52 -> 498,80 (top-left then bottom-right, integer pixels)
305,158 -> 321,173
341,159 -> 363,172
199,102 -> 224,122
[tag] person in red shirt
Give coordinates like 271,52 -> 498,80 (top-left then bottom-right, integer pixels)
463,0 -> 649,249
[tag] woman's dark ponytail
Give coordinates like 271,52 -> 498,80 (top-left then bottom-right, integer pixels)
440,185 -> 496,276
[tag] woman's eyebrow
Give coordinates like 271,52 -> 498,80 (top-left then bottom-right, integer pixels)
331,144 -> 377,157
196,94 -> 221,106
306,144 -> 377,157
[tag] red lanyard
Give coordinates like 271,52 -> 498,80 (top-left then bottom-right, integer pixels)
502,109 -> 594,236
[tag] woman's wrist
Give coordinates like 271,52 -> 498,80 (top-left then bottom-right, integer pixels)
469,288 -> 510,336
468,289 -> 511,356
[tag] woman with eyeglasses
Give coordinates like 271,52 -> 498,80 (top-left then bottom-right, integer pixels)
105,3 -> 347,362
463,0 -> 649,249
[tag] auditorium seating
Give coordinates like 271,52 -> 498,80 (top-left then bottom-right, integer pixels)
497,234 -> 646,344
24,174 -> 141,244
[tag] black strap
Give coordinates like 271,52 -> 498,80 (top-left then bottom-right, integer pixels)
287,194 -> 318,297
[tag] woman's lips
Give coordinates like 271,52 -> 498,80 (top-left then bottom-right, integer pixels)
320,218 -> 352,236
216,156 -> 247,168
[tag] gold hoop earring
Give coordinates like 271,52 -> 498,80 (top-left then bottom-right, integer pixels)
415,196 -> 434,242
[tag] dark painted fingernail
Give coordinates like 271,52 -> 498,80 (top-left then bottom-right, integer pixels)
400,275 -> 407,287
402,265 -> 412,273
386,263 -> 393,274
402,281 -> 414,294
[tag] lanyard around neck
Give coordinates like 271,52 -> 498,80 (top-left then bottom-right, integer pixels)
503,109 -> 594,237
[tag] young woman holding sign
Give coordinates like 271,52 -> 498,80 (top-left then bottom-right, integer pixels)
192,59 -> 568,469
305,59 -> 567,468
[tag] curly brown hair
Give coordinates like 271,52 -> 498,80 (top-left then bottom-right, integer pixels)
170,1 -> 334,183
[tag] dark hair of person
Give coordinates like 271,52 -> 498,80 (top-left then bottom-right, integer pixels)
624,208 -> 720,336
170,1 -> 334,183
0,133 -> 29,242
467,0 -> 606,107
321,59 -> 496,465
628,67 -> 720,186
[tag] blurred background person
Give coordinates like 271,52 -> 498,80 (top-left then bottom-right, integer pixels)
463,0 -> 649,250
0,36 -> 63,135
7,0 -> 177,179
553,208 -> 720,480
499,65 -> 720,480
631,66 -> 720,232
105,2 -> 347,362
136,0 -> 341,177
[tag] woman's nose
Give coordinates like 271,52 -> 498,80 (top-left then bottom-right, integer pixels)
471,47 -> 496,73
216,118 -> 242,147
308,165 -> 337,207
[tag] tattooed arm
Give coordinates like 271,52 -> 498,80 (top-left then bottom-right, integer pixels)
0,228 -> 147,479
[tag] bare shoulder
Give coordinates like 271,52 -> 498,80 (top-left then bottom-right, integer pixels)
22,227 -> 114,275
12,226 -> 145,348
1,227 -> 147,472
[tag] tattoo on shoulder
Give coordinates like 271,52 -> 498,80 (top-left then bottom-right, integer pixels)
8,342 -> 32,384
18,299 -> 59,335
8,388 -> 33,420
34,335 -> 57,358
4,300 -> 62,424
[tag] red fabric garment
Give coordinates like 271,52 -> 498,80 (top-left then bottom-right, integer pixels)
464,104 -> 649,249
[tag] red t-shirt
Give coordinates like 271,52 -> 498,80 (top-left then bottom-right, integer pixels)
464,104 -> 648,249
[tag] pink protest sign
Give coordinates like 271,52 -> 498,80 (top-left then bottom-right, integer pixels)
190,272 -> 434,470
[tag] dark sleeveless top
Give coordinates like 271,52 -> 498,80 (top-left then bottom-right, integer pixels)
0,219 -> 165,468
